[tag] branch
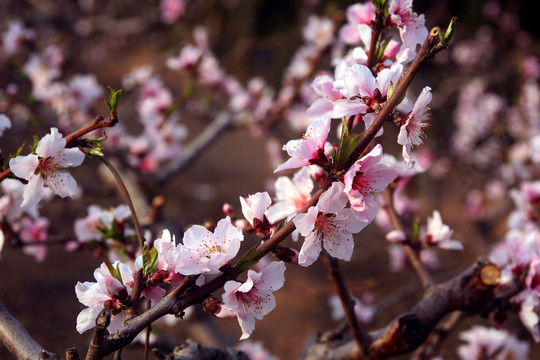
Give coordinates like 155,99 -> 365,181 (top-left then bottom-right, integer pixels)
0,301 -> 61,360
157,112 -> 234,183
78,26 -> 452,360
383,188 -> 433,288
305,260 -> 501,359
342,28 -> 442,173
99,155 -> 145,249
323,254 -> 370,356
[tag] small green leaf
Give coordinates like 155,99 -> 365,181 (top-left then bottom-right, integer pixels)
375,36 -> 392,62
371,0 -> 387,12
104,259 -> 123,283
444,17 -> 457,44
411,218 -> 420,242
234,246 -> 259,273
387,81 -> 395,100
104,87 -> 122,119
10,144 -> 25,160
141,245 -> 159,276
30,135 -> 39,155
275,219 -> 287,233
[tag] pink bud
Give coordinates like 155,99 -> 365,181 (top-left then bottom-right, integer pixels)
222,203 -> 235,216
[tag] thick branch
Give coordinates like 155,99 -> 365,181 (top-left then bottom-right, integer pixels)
305,260 -> 500,359
0,301 -> 60,360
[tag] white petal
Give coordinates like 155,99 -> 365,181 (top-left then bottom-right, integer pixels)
9,154 -> 39,180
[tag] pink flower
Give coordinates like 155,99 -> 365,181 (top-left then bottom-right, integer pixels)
339,3 -> 376,44
333,64 -> 403,118
275,116 -> 331,173
397,86 -> 431,168
176,217 -> 243,275
19,217 -> 49,262
236,341 -> 278,360
389,0 -> 428,49
343,144 -> 397,222
239,192 -> 272,227
74,205 -> 130,243
306,74 -> 343,119
222,261 -> 286,339
0,114 -> 11,137
160,0 -> 185,24
267,167 -> 314,224
75,261 -> 133,333
9,127 -> 85,208
302,15 -> 334,49
167,44 -> 203,71
457,325 -> 529,360
294,182 -> 368,266
424,210 -> 463,250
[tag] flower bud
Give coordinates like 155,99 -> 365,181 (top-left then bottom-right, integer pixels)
274,246 -> 299,265
222,203 -> 235,217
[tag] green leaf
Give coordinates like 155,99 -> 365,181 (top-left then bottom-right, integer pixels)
104,259 -> 123,283
375,36 -> 392,62
444,17 -> 458,44
411,218 -> 420,242
141,245 -> 158,276
104,87 -> 122,119
30,135 -> 39,155
9,144 -> 24,161
332,118 -> 364,170
275,219 -> 287,233
371,0 -> 387,12
84,135 -> 107,158
234,246 -> 259,273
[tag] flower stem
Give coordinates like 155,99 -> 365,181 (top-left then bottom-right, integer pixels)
99,156 -> 145,250
383,187 -> 433,288
323,253 -> 370,356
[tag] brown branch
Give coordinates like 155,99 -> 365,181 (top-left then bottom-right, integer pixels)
412,311 -> 464,360
0,115 -> 116,182
157,112 -> 234,184
0,301 -> 61,360
66,348 -> 81,360
341,28 -> 442,174
383,188 -> 433,288
99,155 -> 145,250
305,260 -> 501,359
79,26 -> 451,360
85,308 -> 112,360
323,254 -> 370,357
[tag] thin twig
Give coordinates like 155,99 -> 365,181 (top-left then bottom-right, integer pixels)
99,156 -> 145,250
323,254 -> 370,356
144,299 -> 152,360
383,187 -> 433,288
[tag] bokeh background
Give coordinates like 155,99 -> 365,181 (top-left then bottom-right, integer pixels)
2,0 -> 540,359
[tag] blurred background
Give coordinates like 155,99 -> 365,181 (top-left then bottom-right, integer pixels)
2,0 -> 540,359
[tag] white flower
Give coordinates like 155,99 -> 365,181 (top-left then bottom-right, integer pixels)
267,167 -> 314,224
0,114 -> 11,137
457,325 -> 529,360
222,261 -> 286,340
424,210 -> 463,250
397,86 -> 431,168
75,261 -> 133,334
176,217 -> 243,275
239,192 -> 272,227
294,182 -> 368,266
9,127 -> 85,208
